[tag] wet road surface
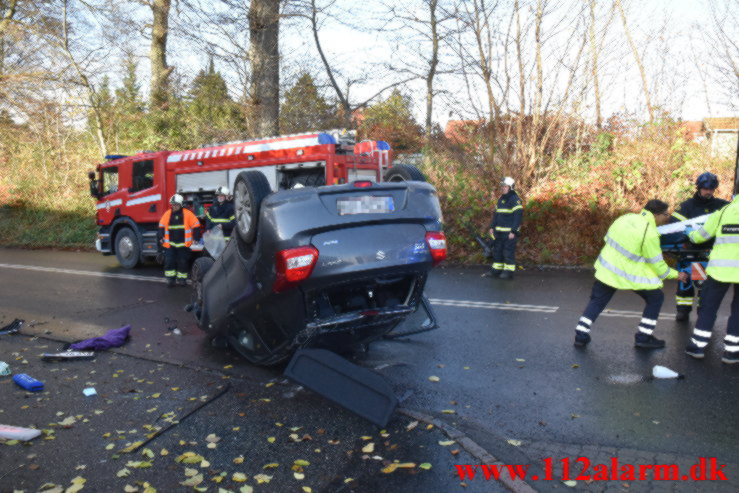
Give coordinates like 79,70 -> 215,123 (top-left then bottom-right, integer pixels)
1,248 -> 737,492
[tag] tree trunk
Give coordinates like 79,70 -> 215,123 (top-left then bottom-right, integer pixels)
471,0 -> 498,164
615,0 -> 654,121
424,0 -> 439,144
514,0 -> 525,163
588,0 -> 602,129
149,0 -> 173,110
249,0 -> 280,137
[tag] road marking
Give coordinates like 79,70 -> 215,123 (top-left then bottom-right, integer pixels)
429,298 -> 558,313
599,309 -> 676,320
0,263 -> 166,283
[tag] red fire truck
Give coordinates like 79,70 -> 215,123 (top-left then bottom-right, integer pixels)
88,130 -> 420,268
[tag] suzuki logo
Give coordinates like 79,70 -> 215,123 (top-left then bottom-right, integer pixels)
376,250 -> 386,260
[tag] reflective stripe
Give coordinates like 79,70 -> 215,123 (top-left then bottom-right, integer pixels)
691,338 -> 709,348
658,267 -> 671,280
169,242 -> 186,247
492,263 -> 504,269
694,329 -> 712,338
645,254 -> 663,264
597,255 -> 661,285
672,212 -> 688,221
576,325 -> 590,333
694,227 -> 711,240
495,226 -> 512,232
496,208 -> 515,213
675,296 -> 693,301
714,236 -> 739,245
168,225 -> 185,230
725,334 -> 739,343
638,327 -> 653,335
126,194 -> 161,207
677,300 -> 693,305
604,236 -> 645,263
707,259 -> 739,268
503,264 -> 515,271
228,216 -> 235,220
511,205 -> 523,211
724,345 -> 739,352
176,272 -> 188,279
164,270 -> 176,277
209,218 -> 231,223
579,316 -> 592,325
640,318 -> 657,326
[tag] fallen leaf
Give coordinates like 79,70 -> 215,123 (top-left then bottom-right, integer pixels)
232,472 -> 247,483
116,468 -> 131,478
151,393 -> 161,399
428,376 -> 440,382
267,437 -> 276,443
185,468 -> 199,477
58,416 -> 76,426
294,459 -> 310,467
141,448 -> 155,459
105,443 -> 115,451
254,474 -> 272,484
200,460 -> 210,468
362,443 -> 375,453
406,421 -> 418,431
419,463 -> 432,470
180,473 -> 203,487
438,440 -> 455,446
302,487 -> 312,493
176,452 -> 205,464
206,434 -> 220,443
160,449 -> 169,456
124,485 -> 139,493
564,480 -> 577,487
263,463 -> 279,469
239,486 -> 253,493
515,358 -> 525,362
507,439 -> 522,447
294,472 -> 305,480
441,410 -> 456,414
233,456 -> 244,464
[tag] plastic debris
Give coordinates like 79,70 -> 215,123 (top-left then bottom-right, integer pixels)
173,328 -> 182,336
83,387 -> 97,397
42,351 -> 96,361
0,361 -> 10,376
13,373 -> 44,392
652,365 -> 682,379
0,318 -> 23,335
0,424 -> 42,441
70,325 -> 131,351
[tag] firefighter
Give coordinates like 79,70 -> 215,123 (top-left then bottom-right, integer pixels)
159,194 -> 201,287
483,177 -> 523,280
685,196 -> 739,364
574,200 -> 689,349
671,172 -> 729,321
205,186 -> 236,241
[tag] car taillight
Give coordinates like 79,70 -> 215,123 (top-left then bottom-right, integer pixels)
353,180 -> 373,188
273,246 -> 319,292
425,232 -> 447,266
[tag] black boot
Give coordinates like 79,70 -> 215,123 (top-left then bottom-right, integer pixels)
634,333 -> 666,349
167,278 -> 176,288
675,307 -> 691,322
499,271 -> 513,280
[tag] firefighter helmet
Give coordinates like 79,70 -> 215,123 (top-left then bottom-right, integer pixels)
216,186 -> 230,196
696,172 -> 719,190
501,176 -> 515,187
170,194 -> 184,205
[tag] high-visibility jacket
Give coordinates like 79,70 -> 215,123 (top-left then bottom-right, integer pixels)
159,208 -> 200,248
595,209 -> 678,290
205,200 -> 235,240
689,198 -> 739,283
489,190 -> 523,236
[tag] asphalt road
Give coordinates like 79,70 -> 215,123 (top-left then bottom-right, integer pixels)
1,248 -> 738,493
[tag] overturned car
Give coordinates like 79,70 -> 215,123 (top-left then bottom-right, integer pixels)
190,167 -> 446,365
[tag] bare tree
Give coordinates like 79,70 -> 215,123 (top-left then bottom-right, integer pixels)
249,0 -> 280,136
615,0 -> 653,121
147,0 -> 174,110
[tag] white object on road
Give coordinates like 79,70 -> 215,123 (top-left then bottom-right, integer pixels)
652,365 -> 680,379
657,214 -> 710,235
83,387 -> 97,397
0,424 -> 42,441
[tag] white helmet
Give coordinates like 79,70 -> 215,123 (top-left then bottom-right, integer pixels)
501,176 -> 515,187
216,186 -> 230,196
170,193 -> 184,205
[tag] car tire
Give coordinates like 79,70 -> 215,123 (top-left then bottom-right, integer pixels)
115,227 -> 141,269
383,164 -> 426,182
233,170 -> 272,244
190,256 -> 214,329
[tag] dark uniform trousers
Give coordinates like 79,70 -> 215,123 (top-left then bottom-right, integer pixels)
692,277 -> 739,346
493,235 -> 518,273
580,280 -> 664,330
164,247 -> 190,281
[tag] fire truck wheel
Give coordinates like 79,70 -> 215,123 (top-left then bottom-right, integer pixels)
114,227 -> 141,269
233,170 -> 272,244
383,164 -> 426,182
289,171 -> 326,188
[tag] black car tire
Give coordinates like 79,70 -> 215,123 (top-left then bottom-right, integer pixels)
288,171 -> 326,188
190,256 -> 214,329
384,164 -> 426,182
115,227 -> 141,269
233,170 -> 271,244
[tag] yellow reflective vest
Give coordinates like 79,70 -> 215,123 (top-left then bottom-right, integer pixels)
594,209 -> 678,290
689,198 -> 739,283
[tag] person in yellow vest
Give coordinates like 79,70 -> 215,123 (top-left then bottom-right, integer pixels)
159,194 -> 201,287
685,197 -> 739,364
574,200 -> 689,348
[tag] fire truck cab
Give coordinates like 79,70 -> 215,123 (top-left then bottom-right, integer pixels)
88,130 -> 396,268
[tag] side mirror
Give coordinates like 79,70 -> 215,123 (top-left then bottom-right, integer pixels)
88,172 -> 101,199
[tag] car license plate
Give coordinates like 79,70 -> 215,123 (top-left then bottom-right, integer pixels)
337,196 -> 394,215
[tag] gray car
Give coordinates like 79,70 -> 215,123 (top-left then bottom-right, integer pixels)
190,166 -> 446,366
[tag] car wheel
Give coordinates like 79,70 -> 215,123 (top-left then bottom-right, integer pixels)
233,170 -> 272,244
383,164 -> 426,182
115,227 -> 141,269
190,256 -> 214,329
288,171 -> 326,188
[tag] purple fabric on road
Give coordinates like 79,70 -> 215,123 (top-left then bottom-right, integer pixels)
69,325 -> 131,351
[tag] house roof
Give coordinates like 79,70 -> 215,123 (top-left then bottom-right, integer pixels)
704,117 -> 739,131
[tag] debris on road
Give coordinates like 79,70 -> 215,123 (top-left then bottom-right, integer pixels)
83,387 -> 97,397
0,318 -> 23,335
41,351 -> 95,361
12,373 -> 44,392
0,361 -> 10,376
69,324 -> 131,351
0,424 -> 42,441
652,365 -> 683,379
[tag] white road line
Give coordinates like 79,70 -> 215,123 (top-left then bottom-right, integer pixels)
428,298 -> 558,313
599,310 -> 676,320
0,263 -> 166,283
